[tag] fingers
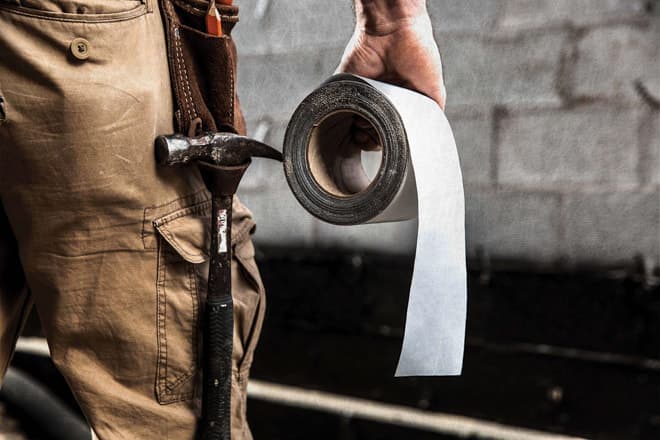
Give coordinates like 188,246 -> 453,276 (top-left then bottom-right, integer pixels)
351,115 -> 382,151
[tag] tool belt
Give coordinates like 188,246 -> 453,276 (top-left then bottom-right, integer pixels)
159,0 -> 246,137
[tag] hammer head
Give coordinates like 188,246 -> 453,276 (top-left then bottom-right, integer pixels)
155,132 -> 283,168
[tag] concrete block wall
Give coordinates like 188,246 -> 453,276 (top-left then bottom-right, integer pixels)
232,0 -> 660,269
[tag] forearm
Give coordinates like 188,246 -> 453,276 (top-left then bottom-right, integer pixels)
354,0 -> 427,35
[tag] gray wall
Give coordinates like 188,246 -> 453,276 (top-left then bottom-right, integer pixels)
233,0 -> 660,270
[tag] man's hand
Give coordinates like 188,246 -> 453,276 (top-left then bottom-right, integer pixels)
338,0 -> 446,109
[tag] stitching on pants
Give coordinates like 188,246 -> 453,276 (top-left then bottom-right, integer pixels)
159,228 -> 202,262
233,252 -> 265,373
232,220 -> 256,249
153,200 -> 211,228
161,259 -> 197,393
142,190 -> 210,249
187,260 -> 199,384
155,239 -> 168,399
0,2 -> 149,22
156,238 -> 199,403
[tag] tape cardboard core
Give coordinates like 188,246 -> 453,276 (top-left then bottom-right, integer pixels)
307,110 -> 383,197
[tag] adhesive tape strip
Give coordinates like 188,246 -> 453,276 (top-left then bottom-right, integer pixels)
283,74 -> 467,376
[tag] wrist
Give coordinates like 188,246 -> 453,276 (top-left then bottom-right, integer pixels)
355,0 -> 427,35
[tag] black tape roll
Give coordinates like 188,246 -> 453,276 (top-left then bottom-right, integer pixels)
283,74 -> 410,225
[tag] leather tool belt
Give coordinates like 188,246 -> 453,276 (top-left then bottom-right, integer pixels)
159,0 -> 246,136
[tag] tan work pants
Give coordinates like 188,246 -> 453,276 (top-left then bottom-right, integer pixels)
0,0 -> 265,438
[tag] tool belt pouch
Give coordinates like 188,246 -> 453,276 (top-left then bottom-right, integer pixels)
159,0 -> 246,136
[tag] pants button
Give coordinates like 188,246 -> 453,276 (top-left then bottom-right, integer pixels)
70,37 -> 90,60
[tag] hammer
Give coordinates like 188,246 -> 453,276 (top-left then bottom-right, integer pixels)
155,132 -> 282,440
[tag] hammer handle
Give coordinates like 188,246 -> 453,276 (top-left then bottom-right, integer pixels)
201,195 -> 234,440
201,297 -> 233,440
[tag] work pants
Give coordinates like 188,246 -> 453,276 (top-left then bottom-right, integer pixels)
0,0 -> 265,438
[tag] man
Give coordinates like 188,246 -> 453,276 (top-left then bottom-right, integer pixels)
0,0 -> 445,438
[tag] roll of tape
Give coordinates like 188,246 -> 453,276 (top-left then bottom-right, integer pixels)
283,74 -> 466,376
284,74 -> 416,225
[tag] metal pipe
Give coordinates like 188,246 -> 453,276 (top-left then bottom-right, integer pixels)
247,380 -> 587,440
0,367 -> 91,440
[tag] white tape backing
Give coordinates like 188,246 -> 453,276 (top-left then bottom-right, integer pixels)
283,74 -> 466,376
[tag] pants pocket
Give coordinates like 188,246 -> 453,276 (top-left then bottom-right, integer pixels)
155,235 -> 200,403
152,199 -> 210,404
229,236 -> 265,439
232,237 -> 265,374
150,195 -> 264,411
0,0 -> 149,22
